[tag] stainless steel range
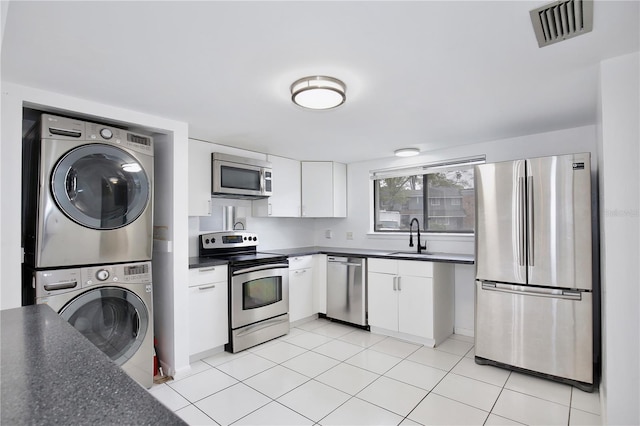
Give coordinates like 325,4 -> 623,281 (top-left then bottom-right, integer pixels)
199,231 -> 289,353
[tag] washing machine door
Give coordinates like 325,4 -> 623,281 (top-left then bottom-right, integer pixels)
59,287 -> 149,366
51,144 -> 150,230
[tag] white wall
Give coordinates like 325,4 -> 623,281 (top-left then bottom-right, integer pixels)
0,82 -> 190,376
597,52 -> 639,425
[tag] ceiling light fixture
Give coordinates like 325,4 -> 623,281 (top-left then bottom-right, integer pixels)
290,76 -> 346,110
394,148 -> 420,157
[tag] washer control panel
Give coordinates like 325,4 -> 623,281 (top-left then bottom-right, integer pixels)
83,262 -> 152,287
34,261 -> 153,299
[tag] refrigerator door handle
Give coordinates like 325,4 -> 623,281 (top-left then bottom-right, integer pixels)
527,176 -> 534,267
517,176 -> 526,266
481,282 -> 582,301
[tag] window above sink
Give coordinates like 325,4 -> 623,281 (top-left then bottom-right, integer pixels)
371,156 -> 484,235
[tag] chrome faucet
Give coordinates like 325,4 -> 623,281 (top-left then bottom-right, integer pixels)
409,218 -> 427,254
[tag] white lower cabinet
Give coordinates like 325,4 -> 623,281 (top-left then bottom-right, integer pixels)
188,266 -> 228,358
288,256 -> 314,323
367,258 -> 454,347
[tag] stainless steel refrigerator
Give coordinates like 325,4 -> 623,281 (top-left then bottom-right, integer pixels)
474,152 -> 595,391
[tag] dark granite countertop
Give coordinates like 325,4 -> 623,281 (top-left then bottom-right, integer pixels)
188,256 -> 229,269
1,304 -> 186,426
264,246 -> 475,265
189,246 -> 473,269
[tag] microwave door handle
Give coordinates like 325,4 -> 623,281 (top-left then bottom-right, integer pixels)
260,169 -> 264,194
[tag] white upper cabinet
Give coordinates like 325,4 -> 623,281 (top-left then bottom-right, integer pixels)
252,155 -> 301,217
188,139 -> 214,216
301,161 -> 347,218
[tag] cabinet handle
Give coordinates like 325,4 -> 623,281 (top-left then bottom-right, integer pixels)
393,277 -> 397,291
295,269 -> 307,275
199,267 -> 217,272
268,203 -> 273,216
397,276 -> 402,291
198,284 -> 216,290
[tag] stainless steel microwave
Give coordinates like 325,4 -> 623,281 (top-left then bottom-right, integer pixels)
211,153 -> 272,199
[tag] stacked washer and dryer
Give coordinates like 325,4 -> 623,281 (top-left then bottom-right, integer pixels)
22,114 -> 155,388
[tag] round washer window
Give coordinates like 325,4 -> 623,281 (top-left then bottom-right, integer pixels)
60,287 -> 149,366
51,144 -> 150,230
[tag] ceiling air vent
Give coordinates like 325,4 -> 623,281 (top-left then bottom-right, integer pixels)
530,0 -> 593,47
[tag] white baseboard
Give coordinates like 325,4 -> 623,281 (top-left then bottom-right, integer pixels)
454,327 -> 474,337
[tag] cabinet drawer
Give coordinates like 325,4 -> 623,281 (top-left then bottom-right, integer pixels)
398,260 -> 433,277
189,266 -> 227,286
368,258 -> 397,274
288,255 -> 313,270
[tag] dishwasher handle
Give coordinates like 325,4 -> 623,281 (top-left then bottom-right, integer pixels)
327,256 -> 364,267
329,261 -> 363,267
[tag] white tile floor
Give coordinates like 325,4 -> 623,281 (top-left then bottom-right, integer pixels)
148,318 -> 602,426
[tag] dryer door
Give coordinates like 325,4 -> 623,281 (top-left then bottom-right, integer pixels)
51,144 -> 150,230
60,287 -> 149,366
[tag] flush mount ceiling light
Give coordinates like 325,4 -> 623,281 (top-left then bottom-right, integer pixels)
394,148 -> 420,157
290,76 -> 346,110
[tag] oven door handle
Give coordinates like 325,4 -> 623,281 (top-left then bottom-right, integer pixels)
233,263 -> 289,275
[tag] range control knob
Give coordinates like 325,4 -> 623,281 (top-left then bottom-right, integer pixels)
100,128 -> 113,139
96,269 -> 110,281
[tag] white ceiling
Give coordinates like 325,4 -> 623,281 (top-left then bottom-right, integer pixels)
2,1 -> 638,163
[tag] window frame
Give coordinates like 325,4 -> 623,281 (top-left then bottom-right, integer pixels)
371,156 -> 484,235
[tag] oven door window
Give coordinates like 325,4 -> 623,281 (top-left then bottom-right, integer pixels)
221,165 -> 261,192
243,276 -> 282,310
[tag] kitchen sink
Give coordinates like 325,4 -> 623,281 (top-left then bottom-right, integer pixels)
386,251 -> 436,258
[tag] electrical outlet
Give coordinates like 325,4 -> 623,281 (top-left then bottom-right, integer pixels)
325,229 -> 333,239
346,231 -> 354,240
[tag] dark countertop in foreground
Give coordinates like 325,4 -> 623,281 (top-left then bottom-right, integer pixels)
1,304 -> 186,426
190,246 -> 473,268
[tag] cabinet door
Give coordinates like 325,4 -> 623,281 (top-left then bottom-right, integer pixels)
289,268 -> 314,322
253,155 -> 301,217
188,281 -> 228,355
301,162 -> 333,217
398,276 -> 433,339
188,139 -> 213,216
367,272 -> 398,331
300,162 -> 347,218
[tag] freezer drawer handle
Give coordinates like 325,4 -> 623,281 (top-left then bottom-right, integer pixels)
481,282 -> 582,301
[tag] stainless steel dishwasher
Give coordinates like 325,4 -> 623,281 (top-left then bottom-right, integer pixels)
326,256 -> 368,327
